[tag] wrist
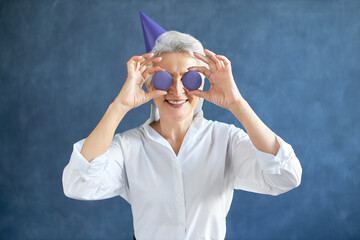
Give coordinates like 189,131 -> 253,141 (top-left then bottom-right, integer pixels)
227,96 -> 247,113
110,98 -> 131,117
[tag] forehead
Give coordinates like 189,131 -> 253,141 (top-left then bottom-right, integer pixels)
153,52 -> 198,74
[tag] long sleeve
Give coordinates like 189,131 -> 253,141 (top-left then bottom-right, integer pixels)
228,125 -> 302,196
62,134 -> 130,203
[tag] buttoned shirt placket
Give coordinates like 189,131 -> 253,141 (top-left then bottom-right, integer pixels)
144,120 -> 199,239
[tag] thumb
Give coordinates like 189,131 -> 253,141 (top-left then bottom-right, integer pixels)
145,90 -> 167,102
187,89 -> 209,101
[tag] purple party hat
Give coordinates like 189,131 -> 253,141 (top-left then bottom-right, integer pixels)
140,11 -> 167,52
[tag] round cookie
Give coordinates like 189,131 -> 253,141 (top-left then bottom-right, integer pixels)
152,71 -> 173,90
182,71 -> 202,90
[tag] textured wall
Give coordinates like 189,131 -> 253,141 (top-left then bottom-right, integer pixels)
1,0 -> 359,239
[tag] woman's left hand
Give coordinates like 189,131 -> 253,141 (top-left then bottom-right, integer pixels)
187,49 -> 243,110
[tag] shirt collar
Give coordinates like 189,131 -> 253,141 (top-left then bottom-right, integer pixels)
140,112 -> 205,148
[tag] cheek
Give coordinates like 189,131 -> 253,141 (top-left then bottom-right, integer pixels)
152,96 -> 164,107
188,95 -> 199,107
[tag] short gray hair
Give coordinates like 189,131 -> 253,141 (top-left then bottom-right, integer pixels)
147,31 -> 208,83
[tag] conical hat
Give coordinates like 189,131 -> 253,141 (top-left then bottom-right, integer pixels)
139,11 -> 166,52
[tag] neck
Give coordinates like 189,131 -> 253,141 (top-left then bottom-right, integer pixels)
152,114 -> 194,142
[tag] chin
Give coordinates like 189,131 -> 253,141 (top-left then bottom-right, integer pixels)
156,98 -> 198,122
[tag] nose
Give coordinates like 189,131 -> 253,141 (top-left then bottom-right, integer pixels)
168,76 -> 185,96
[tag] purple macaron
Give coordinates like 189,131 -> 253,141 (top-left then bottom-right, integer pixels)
182,71 -> 202,90
152,71 -> 173,90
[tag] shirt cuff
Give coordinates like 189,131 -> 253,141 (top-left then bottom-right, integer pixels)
254,134 -> 294,175
69,139 -> 109,181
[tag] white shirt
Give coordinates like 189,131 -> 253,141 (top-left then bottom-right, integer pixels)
62,114 -> 302,240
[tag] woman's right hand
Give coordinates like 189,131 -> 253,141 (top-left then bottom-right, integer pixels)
115,52 -> 166,111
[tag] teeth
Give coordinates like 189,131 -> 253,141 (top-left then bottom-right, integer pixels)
168,100 -> 187,105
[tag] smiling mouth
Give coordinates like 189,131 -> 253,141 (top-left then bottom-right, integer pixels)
165,99 -> 189,107
166,100 -> 188,105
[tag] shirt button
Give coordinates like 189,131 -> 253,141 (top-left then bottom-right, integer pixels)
178,193 -> 182,198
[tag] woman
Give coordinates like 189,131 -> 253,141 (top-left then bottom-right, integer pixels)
62,31 -> 302,239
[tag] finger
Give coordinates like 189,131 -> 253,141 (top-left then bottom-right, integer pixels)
204,49 -> 222,70
186,89 -> 210,101
187,66 -> 212,78
128,52 -> 154,66
145,89 -> 167,102
140,52 -> 155,61
140,56 -> 162,71
127,55 -> 143,66
142,66 -> 165,80
214,54 -> 231,68
128,55 -> 146,71
139,52 -> 156,68
215,56 -> 225,69
194,52 -> 216,70
127,54 -> 155,77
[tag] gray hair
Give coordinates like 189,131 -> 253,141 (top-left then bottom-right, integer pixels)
147,31 -> 208,83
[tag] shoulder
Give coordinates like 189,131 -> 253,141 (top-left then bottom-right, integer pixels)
201,117 -> 242,131
113,126 -> 143,146
199,117 -> 246,137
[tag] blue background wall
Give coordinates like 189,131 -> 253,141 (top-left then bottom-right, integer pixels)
1,0 -> 359,239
